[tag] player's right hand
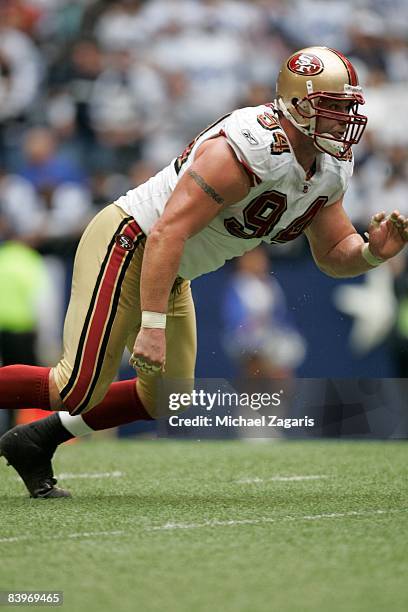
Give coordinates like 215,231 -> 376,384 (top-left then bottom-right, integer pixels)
129,328 -> 166,374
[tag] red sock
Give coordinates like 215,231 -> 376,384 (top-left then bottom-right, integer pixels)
82,378 -> 152,430
0,365 -> 51,410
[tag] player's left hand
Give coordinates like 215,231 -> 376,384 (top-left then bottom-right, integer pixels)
367,210 -> 408,261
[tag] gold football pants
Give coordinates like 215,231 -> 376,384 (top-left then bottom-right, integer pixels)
53,204 -> 196,417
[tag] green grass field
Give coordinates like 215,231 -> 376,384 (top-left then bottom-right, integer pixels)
0,439 -> 407,612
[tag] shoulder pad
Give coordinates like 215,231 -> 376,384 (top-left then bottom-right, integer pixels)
223,105 -> 292,183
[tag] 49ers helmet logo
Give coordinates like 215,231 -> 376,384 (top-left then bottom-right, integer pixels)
116,234 -> 135,251
287,52 -> 324,76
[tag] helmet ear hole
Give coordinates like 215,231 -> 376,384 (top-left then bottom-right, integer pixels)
291,98 -> 298,107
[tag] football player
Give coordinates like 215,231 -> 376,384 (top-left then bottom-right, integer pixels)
1,47 -> 407,497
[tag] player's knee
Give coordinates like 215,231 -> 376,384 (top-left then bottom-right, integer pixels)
49,371 -> 91,415
65,392 -> 105,416
49,362 -> 110,415
48,369 -> 64,411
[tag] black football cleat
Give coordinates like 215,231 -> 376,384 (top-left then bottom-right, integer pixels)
0,424 -> 71,499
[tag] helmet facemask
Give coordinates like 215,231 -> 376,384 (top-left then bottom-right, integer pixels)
279,83 -> 367,158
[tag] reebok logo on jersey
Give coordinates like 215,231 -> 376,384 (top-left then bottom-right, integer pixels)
116,234 -> 135,251
241,129 -> 259,145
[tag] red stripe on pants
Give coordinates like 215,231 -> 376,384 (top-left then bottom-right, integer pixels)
64,220 -> 141,412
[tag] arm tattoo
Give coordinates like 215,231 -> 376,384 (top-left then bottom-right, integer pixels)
187,170 -> 225,205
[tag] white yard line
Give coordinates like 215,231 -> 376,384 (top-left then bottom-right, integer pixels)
147,508 -> 407,532
56,471 -> 124,480
66,530 -> 125,539
12,471 -> 124,482
235,475 -> 328,484
0,536 -> 28,543
1,508 -> 406,544
0,530 -> 125,544
12,472 -> 325,484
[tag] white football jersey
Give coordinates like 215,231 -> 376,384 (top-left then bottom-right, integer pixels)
115,104 -> 353,280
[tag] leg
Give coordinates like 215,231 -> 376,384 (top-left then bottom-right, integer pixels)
52,204 -> 145,415
0,204 -> 146,497
46,278 -> 196,438
0,205 -> 144,414
0,279 -> 197,498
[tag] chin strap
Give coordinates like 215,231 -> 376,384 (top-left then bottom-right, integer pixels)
276,98 -> 312,137
314,134 -> 345,156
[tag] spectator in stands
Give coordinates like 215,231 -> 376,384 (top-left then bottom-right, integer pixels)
0,3 -> 42,166
222,247 -> 306,378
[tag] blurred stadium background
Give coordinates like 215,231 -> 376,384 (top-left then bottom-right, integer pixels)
0,0 -> 408,437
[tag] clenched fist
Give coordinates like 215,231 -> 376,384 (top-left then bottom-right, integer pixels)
129,328 -> 166,374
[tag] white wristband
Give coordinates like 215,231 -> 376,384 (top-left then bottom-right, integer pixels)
141,311 -> 167,329
361,244 -> 385,267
